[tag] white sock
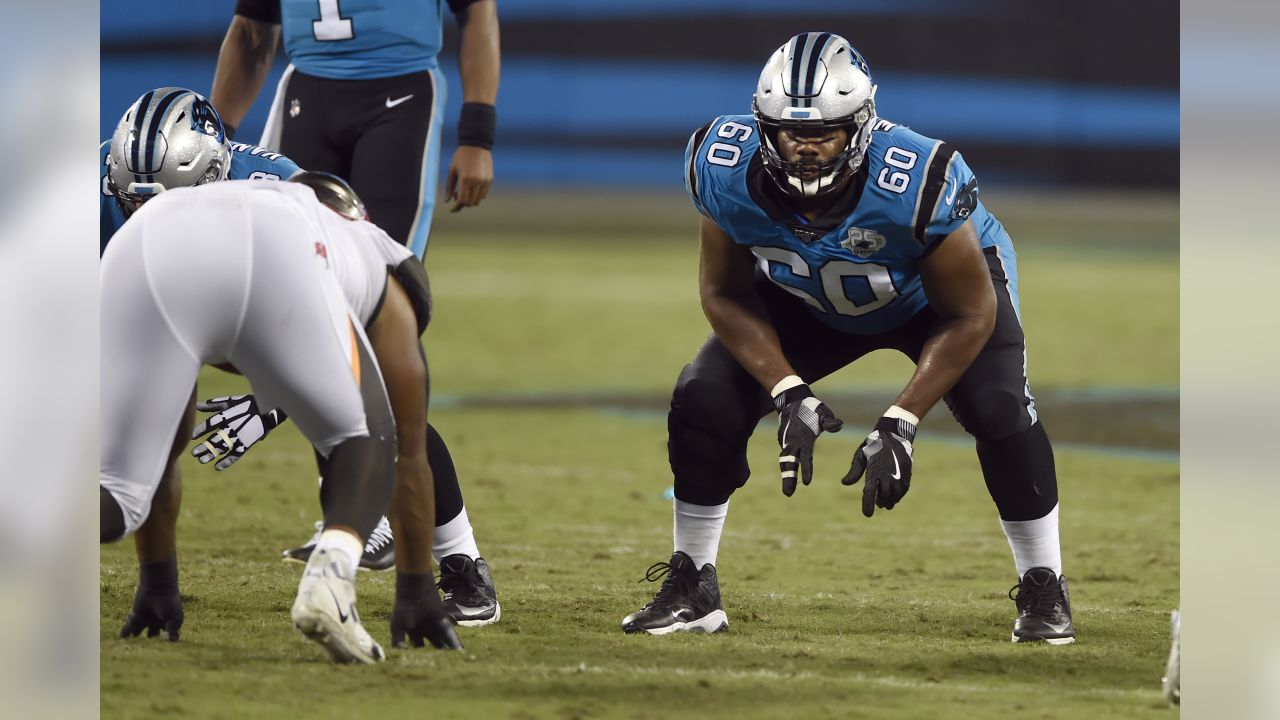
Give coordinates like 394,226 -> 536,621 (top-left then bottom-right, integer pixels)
315,528 -> 363,570
674,499 -> 729,569
433,506 -> 481,561
1000,503 -> 1063,578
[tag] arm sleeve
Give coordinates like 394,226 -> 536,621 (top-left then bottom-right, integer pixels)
447,0 -> 486,15
234,0 -> 281,24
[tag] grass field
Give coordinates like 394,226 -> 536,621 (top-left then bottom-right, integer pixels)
100,190 -> 1179,719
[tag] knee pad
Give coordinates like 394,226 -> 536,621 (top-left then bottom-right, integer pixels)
949,388 -> 1034,441
668,373 -> 761,506
101,487 -> 127,543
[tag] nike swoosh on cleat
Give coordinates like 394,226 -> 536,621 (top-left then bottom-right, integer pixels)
453,604 -> 493,617
890,450 -> 901,480
1046,622 -> 1072,634
385,95 -> 414,108
324,584 -> 350,623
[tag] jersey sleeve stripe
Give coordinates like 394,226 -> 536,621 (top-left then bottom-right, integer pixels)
912,141 -> 956,245
685,120 -> 715,212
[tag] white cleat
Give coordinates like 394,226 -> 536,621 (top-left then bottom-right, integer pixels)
290,547 -> 385,664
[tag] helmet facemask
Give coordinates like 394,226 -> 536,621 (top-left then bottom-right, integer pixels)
754,92 -> 876,199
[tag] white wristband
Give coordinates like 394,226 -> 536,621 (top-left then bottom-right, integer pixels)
884,405 -> 920,426
770,375 -> 805,398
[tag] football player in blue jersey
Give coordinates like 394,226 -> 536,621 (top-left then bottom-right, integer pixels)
208,0 -> 502,625
210,0 -> 498,255
622,33 -> 1074,645
100,87 -> 302,254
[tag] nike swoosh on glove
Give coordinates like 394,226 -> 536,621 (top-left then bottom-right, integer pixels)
841,415 -> 917,517
190,395 -> 287,471
773,383 -> 844,497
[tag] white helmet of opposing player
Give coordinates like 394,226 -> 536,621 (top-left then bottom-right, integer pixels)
106,87 -> 231,215
752,33 -> 878,198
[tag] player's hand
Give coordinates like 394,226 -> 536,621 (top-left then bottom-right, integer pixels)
773,381 -> 844,496
189,395 -> 287,470
390,597 -> 464,650
841,415 -> 917,516
446,145 -> 493,212
120,588 -> 184,641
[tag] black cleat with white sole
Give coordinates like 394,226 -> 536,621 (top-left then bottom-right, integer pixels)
1010,566 -> 1076,645
437,555 -> 500,626
283,517 -> 395,571
622,551 -> 728,635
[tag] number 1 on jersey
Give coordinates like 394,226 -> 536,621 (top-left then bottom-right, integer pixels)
313,0 -> 354,41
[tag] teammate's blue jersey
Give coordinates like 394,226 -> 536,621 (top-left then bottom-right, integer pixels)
685,114 -> 1017,335
101,141 -> 301,254
282,0 -> 446,80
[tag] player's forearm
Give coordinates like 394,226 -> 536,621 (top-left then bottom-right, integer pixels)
702,292 -> 797,392
390,454 -> 435,574
210,15 -> 280,130
456,0 -> 500,104
894,314 -> 994,419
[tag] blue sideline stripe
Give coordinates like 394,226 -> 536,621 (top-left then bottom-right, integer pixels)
102,57 -> 1178,148
100,0 -> 991,40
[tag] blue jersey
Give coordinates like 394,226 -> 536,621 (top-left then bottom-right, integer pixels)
281,0 -> 447,80
101,141 -> 301,253
685,114 -> 1018,335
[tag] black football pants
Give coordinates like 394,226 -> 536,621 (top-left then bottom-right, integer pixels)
668,248 -> 1058,521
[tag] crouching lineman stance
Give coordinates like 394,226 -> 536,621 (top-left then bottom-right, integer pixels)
101,175 -> 460,662
208,0 -> 503,615
102,87 -> 498,629
622,33 -> 1074,645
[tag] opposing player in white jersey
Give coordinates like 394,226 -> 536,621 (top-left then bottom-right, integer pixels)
101,174 -> 460,661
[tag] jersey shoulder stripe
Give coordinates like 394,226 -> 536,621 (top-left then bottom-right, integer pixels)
912,142 -> 956,245
684,120 -> 716,214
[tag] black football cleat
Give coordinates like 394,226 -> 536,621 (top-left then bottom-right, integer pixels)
1009,566 -> 1076,645
622,551 -> 728,635
283,517 -> 396,571
437,555 -> 501,626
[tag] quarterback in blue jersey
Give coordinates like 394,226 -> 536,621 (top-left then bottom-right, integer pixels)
100,88 -> 301,254
623,33 -> 1074,645
211,0 -> 500,257
208,0 -> 502,626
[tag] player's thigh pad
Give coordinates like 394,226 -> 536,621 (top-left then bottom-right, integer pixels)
227,203 -> 395,456
944,249 -> 1037,440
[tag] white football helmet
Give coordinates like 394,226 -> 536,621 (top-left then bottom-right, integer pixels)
752,33 -> 878,198
106,87 -> 231,215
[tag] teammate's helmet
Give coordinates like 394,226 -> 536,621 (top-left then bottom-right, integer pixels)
106,88 -> 231,215
752,33 -> 878,198
289,171 -> 368,221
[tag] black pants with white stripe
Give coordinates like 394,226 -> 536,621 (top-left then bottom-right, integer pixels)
261,66 -> 444,258
668,247 -> 1058,521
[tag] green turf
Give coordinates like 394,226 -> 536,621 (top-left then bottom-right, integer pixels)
101,191 -> 1178,718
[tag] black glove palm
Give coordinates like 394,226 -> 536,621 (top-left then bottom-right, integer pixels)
841,415 -> 917,517
774,383 -> 844,496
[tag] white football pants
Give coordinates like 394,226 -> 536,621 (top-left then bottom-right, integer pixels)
99,184 -> 393,536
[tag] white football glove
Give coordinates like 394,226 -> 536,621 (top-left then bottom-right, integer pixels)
189,395 -> 287,470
